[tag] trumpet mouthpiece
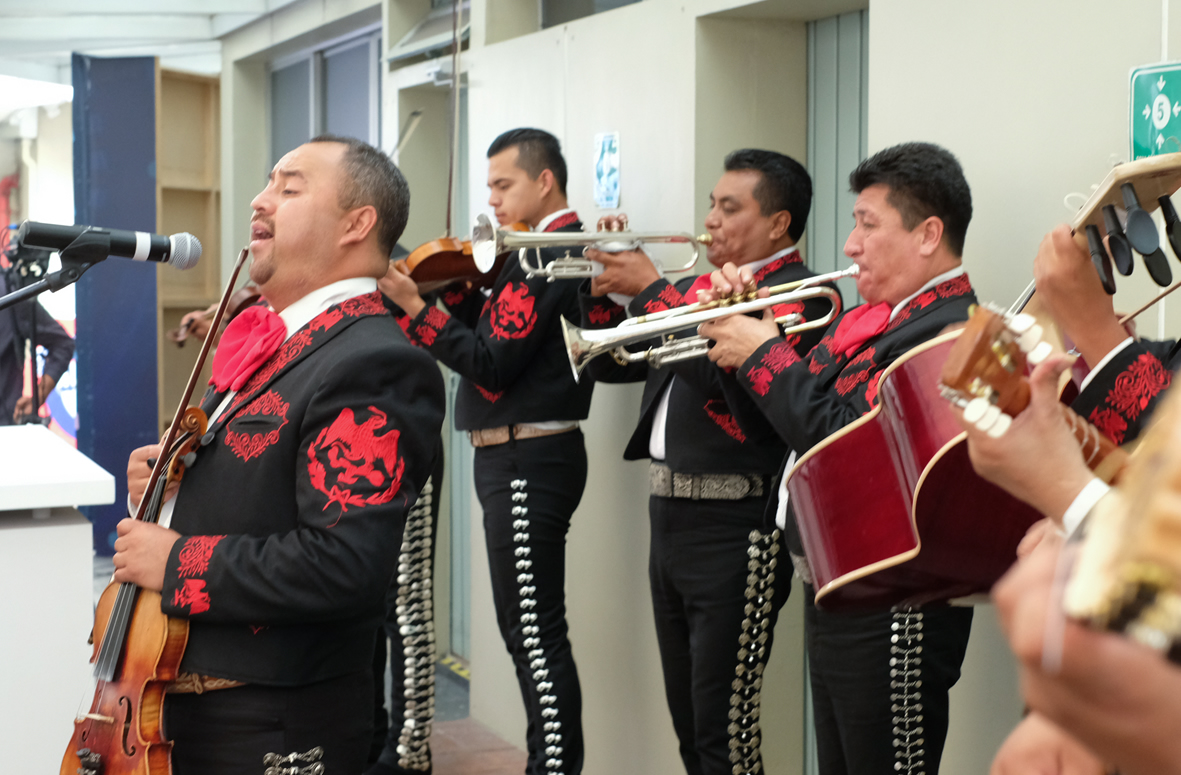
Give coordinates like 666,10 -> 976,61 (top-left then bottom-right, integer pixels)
697,233 -> 713,246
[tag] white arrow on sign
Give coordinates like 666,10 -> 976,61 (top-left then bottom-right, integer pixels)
1159,134 -> 1166,148
1160,75 -> 1168,90
1146,104 -> 1153,118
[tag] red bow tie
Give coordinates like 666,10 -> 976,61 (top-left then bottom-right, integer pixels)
210,305 -> 287,392
829,302 -> 891,358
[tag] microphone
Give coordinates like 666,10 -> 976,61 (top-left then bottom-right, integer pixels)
16,221 -> 202,270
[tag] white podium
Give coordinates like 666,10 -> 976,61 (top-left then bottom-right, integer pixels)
0,425 -> 114,774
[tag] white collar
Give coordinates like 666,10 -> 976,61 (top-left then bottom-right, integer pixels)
534,207 -> 576,233
888,266 -> 965,322
275,277 -> 378,341
741,246 -> 799,276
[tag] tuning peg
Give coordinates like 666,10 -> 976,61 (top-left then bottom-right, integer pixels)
1027,340 -> 1053,365
987,412 -> 1013,438
1121,183 -> 1162,256
1006,312 -> 1036,335
1143,247 -> 1173,286
1102,205 -> 1135,276
1159,195 -> 1181,261
1085,224 -> 1117,294
1015,323 -> 1043,353
963,396 -> 993,425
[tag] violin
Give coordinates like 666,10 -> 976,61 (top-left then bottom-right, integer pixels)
62,250 -> 251,775
166,283 -> 262,347
395,222 -> 528,293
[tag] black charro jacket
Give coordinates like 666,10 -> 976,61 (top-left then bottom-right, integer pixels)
402,214 -> 594,430
159,291 -> 445,686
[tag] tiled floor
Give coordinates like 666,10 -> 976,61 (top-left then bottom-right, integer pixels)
93,557 -> 527,774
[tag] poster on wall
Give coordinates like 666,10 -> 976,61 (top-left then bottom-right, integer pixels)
594,131 -> 620,209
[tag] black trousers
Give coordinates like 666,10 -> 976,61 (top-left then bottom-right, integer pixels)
649,495 -> 788,775
164,670 -> 372,775
370,448 -> 444,774
474,430 -> 587,775
803,589 -> 974,775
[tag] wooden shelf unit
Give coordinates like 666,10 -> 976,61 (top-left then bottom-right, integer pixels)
155,65 -> 221,431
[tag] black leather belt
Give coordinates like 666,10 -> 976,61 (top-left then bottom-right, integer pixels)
649,462 -> 769,500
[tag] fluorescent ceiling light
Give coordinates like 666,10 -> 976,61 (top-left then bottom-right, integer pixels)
0,74 -> 72,122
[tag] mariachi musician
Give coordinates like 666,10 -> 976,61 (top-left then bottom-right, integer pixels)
380,127 -> 594,775
699,142 -> 978,775
111,136 -> 445,773
580,149 -> 834,775
958,222 -> 1181,773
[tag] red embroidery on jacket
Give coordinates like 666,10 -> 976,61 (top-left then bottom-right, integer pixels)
762,342 -> 800,374
747,366 -> 773,396
225,391 -> 290,461
173,579 -> 211,615
544,212 -> 580,232
937,274 -> 972,298
657,285 -> 684,308
1107,353 -> 1171,420
177,535 -> 225,578
588,304 -> 615,325
339,291 -> 387,318
307,406 -> 405,522
443,288 -> 470,307
865,372 -> 882,408
475,384 -> 503,403
703,399 -> 747,443
751,251 -> 804,284
489,283 -> 538,340
834,347 -> 877,396
415,324 -> 438,346
645,299 -> 670,313
423,307 -> 450,330
310,308 -> 345,333
232,330 -> 314,411
395,313 -> 412,336
771,300 -> 804,323
1088,406 -> 1128,445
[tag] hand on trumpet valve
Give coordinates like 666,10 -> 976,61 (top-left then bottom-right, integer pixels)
697,307 -> 780,370
587,245 -> 661,298
694,262 -> 759,304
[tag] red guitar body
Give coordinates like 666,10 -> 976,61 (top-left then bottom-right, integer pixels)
787,332 -> 1044,611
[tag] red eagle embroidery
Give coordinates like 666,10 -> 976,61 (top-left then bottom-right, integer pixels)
475,384 -> 503,403
703,399 -> 747,443
1107,353 -> 1171,421
747,365 -> 774,396
657,285 -> 684,308
173,579 -> 211,615
307,406 -> 405,522
587,305 -> 615,325
1089,406 -> 1129,445
177,535 -> 226,578
489,283 -> 538,340
225,391 -> 289,461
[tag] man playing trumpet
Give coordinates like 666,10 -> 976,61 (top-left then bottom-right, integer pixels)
698,143 -> 977,775
581,149 -> 835,775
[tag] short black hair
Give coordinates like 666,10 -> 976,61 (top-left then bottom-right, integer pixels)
487,128 -> 568,196
309,134 -> 410,258
849,142 -> 972,257
723,149 -> 812,242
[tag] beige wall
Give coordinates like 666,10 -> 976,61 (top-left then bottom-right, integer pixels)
869,0 -> 1181,338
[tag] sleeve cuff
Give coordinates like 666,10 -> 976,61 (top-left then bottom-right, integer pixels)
408,304 -> 452,348
1060,477 -> 1110,537
1078,337 -> 1134,392
579,288 -> 627,328
628,278 -> 685,316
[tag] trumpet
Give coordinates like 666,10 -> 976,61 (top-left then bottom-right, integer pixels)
470,213 -> 713,282
560,265 -> 859,380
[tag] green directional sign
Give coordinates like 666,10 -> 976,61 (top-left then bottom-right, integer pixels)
1131,62 -> 1181,159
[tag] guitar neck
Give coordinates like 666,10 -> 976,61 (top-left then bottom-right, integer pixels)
1059,403 -> 1127,484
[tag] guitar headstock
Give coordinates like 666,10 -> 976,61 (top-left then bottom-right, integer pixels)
939,304 -> 1054,437
1069,152 -> 1181,293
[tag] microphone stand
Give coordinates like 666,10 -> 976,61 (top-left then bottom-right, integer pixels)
0,231 -> 112,423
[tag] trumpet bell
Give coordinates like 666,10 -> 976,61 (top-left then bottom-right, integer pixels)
560,316 -> 597,382
472,213 -> 498,272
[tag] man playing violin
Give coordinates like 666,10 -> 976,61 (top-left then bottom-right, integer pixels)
380,127 -> 594,775
697,142 -> 978,775
112,135 -> 445,774
579,149 -> 833,775
956,224 -> 1181,774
